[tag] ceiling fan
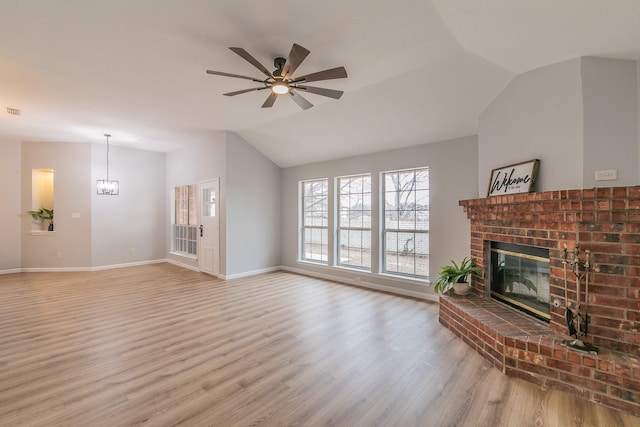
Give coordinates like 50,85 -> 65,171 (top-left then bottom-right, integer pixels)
206,43 -> 347,110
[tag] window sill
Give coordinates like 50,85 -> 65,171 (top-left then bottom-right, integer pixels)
169,251 -> 197,261
30,231 -> 55,236
296,260 -> 430,286
298,259 -> 329,267
378,272 -> 430,286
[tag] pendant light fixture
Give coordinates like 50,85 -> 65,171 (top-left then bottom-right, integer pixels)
96,133 -> 119,195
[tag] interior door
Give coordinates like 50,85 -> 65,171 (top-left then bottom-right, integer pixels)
199,179 -> 219,276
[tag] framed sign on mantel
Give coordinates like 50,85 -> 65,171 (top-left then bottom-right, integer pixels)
487,159 -> 539,197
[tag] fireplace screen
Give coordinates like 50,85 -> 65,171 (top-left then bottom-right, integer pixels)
490,242 -> 550,322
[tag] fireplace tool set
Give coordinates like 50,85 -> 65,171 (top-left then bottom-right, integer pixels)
562,245 -> 598,354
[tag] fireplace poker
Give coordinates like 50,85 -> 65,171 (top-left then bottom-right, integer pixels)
562,247 -> 577,336
562,245 -> 598,354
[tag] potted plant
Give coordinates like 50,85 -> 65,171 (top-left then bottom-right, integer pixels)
433,256 -> 482,295
28,207 -> 54,231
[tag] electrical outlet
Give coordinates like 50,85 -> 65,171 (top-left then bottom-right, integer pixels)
594,169 -> 617,181
129,248 -> 135,255
56,251 -> 62,259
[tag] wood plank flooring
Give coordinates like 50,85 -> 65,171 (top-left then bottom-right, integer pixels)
0,263 -> 638,427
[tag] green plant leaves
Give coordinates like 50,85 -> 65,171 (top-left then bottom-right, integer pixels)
433,256 -> 482,294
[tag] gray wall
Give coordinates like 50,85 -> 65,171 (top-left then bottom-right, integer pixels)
21,142 -> 92,269
479,57 -> 639,194
18,141 -> 167,270
479,58 -> 584,194
0,139 -> 22,271
582,57 -> 638,187
91,143 -> 166,267
281,135 -> 478,299
165,131 -> 281,278
165,132 -> 227,272
225,132 -> 281,276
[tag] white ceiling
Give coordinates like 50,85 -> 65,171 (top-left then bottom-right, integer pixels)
1,0 -> 639,167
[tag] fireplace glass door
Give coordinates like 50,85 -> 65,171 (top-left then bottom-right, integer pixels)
490,242 -> 550,322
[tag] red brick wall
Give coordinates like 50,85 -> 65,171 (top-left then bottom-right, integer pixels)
459,186 -> 640,355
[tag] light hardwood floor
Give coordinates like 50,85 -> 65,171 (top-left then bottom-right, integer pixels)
0,263 -> 638,427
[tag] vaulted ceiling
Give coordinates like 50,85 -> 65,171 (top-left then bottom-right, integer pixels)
1,1 -> 639,167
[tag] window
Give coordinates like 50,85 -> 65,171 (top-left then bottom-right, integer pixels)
383,168 -> 429,278
337,174 -> 371,270
174,184 -> 197,256
301,178 -> 328,263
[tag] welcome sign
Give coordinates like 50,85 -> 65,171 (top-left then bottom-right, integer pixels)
487,159 -> 539,197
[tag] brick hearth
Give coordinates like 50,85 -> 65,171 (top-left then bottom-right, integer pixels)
439,296 -> 640,416
438,186 -> 640,416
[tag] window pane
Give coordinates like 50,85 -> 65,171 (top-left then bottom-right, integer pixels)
337,174 -> 371,270
175,186 -> 187,225
385,189 -> 398,210
174,184 -> 198,255
385,209 -> 399,230
382,167 -> 429,278
188,184 -> 197,225
348,210 -> 363,229
398,210 -> 416,230
362,211 -> 372,229
416,189 -> 429,208
416,170 -> 429,190
385,232 -> 399,273
305,228 -> 327,262
301,178 -> 329,264
415,232 -> 429,277
202,187 -> 216,218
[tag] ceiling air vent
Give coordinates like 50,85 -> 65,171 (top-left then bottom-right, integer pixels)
6,107 -> 21,116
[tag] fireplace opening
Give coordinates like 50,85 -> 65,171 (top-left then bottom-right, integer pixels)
490,242 -> 550,322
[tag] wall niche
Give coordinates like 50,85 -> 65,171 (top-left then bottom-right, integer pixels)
30,168 -> 55,232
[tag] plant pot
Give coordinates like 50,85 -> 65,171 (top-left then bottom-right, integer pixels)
453,282 -> 471,295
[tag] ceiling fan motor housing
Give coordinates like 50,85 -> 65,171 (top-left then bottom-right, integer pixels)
274,57 -> 286,76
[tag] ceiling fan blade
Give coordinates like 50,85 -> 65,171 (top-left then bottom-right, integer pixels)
282,43 -> 310,80
289,91 -> 313,110
229,47 -> 274,80
224,87 -> 268,96
296,85 -> 344,99
206,70 -> 264,83
290,66 -> 347,83
261,92 -> 278,108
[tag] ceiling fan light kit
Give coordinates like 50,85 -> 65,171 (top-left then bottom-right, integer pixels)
271,81 -> 289,95
206,43 -> 347,110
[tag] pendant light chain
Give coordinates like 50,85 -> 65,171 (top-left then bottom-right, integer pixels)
105,133 -> 111,181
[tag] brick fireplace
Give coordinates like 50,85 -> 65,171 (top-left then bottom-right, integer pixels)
438,186 -> 640,416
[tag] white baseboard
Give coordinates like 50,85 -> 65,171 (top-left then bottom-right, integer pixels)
222,266 -> 281,280
90,259 -> 167,271
21,267 -> 91,273
281,265 -> 437,302
9,259 -> 167,274
165,261 -> 280,280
